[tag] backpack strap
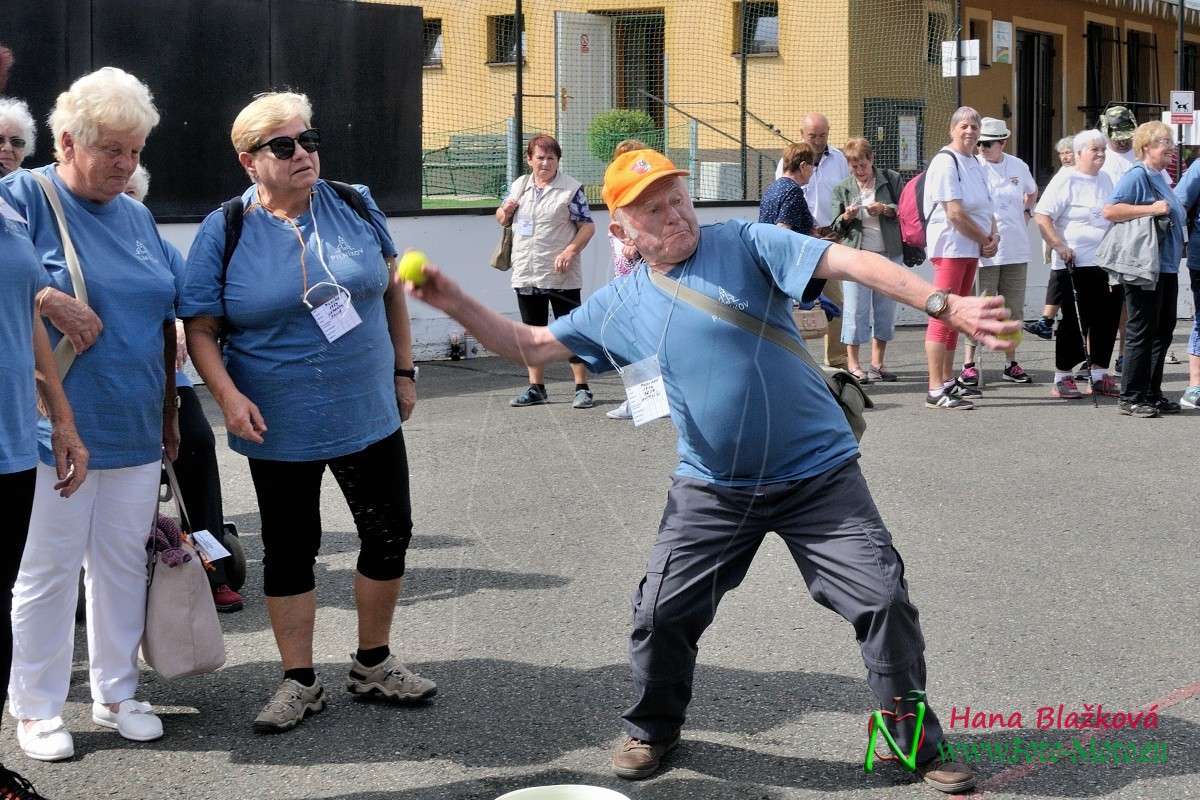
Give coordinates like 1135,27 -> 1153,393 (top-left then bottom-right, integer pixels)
325,180 -> 373,225
220,196 -> 244,284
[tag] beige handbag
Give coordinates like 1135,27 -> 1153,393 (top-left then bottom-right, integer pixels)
141,460 -> 226,679
28,171 -> 88,378
490,175 -> 528,271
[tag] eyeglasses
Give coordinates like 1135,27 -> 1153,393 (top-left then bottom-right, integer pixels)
0,135 -> 27,149
1152,137 -> 1175,148
252,129 -> 320,160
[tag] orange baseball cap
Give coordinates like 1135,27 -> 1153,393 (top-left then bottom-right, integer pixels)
602,149 -> 690,211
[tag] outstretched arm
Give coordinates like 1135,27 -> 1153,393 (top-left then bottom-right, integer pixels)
407,265 -> 573,367
813,243 -> 1018,350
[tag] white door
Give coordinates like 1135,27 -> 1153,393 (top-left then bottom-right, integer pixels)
555,11 -> 614,187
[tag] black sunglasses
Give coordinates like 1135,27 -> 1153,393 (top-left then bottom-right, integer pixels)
0,135 -> 27,149
251,128 -> 320,160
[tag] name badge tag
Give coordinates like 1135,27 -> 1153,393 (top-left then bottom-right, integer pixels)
621,355 -> 671,426
190,529 -> 232,562
310,293 -> 362,343
515,215 -> 534,237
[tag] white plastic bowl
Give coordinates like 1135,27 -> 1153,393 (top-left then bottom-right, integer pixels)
494,786 -> 631,800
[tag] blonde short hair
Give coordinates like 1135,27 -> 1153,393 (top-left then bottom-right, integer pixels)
48,67 -> 159,162
842,137 -> 874,162
1131,121 -> 1173,159
125,164 -> 150,201
231,91 -> 313,154
0,97 -> 36,155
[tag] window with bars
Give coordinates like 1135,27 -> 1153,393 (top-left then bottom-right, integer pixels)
1125,29 -> 1157,104
1086,22 -> 1121,118
1184,41 -> 1200,93
734,2 -> 779,55
487,14 -> 525,64
423,19 -> 443,67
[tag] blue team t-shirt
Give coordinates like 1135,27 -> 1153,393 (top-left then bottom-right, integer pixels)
162,240 -> 193,390
0,185 -> 50,474
758,177 -> 814,234
3,166 -> 179,470
550,220 -> 858,486
1110,164 -> 1185,274
179,180 -> 400,461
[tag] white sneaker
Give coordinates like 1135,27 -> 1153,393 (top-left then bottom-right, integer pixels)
92,699 -> 163,742
606,400 -> 633,420
17,717 -> 74,761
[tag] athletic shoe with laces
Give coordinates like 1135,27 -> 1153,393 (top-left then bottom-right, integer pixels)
1051,377 -> 1083,399
346,653 -> 437,703
948,380 -> 981,399
1118,400 -> 1160,418
1002,362 -> 1032,383
0,765 -> 49,800
925,393 -> 974,410
606,400 -> 633,420
1166,350 -> 1181,365
1023,317 -> 1054,340
1152,396 -> 1182,414
572,388 -> 595,409
510,385 -> 548,407
957,364 -> 979,387
253,677 -> 325,734
1091,375 -> 1120,397
1180,386 -> 1200,409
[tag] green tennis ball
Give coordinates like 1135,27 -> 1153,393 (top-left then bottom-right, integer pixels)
398,251 -> 428,285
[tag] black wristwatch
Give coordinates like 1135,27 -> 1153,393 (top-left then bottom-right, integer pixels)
394,367 -> 418,382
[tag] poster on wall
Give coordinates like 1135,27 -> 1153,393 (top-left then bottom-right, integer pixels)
992,20 -> 1013,64
898,115 -> 919,171
942,39 -> 980,77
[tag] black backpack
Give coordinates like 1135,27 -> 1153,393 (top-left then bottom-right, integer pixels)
219,180 -> 374,280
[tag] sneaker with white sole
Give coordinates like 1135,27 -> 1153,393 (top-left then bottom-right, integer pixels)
92,700 -> 163,742
606,400 -> 633,419
346,653 -> 437,703
16,718 -> 73,762
1181,386 -> 1200,409
572,388 -> 595,409
948,380 -> 981,399
253,678 -> 325,734
925,393 -> 974,410
1002,362 -> 1032,383
1052,377 -> 1084,399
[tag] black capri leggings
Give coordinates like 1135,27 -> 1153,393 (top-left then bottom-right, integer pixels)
174,386 -> 229,586
1050,266 -> 1123,372
247,428 -> 413,597
0,468 -> 36,734
516,288 -> 584,364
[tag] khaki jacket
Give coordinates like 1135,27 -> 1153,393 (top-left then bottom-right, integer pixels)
509,171 -> 585,290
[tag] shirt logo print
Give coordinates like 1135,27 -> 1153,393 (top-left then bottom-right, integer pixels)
332,235 -> 364,260
714,286 -> 749,323
133,240 -> 154,262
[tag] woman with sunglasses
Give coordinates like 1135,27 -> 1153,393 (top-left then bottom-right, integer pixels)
0,97 -> 35,176
3,67 -> 177,760
1103,122 -> 1187,418
181,92 -> 434,734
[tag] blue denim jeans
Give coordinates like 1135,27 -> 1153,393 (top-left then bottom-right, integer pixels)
1190,270 -> 1200,358
840,255 -> 900,345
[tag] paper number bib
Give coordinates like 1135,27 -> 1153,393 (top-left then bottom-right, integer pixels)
621,355 -> 671,426
310,294 -> 362,343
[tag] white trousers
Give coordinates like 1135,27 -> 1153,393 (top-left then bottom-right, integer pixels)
8,460 -> 159,720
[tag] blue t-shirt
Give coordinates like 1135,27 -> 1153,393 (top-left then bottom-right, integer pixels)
1173,158 -> 1200,272
1110,164 -> 1185,274
550,220 -> 858,486
3,166 -> 179,470
0,185 -> 50,474
162,241 -> 193,389
758,177 -> 814,234
179,180 -> 401,461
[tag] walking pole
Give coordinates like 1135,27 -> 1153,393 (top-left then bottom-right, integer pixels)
973,272 -> 985,390
1064,258 -> 1099,408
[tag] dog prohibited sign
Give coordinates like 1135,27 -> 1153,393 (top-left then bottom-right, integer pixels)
1171,90 -> 1194,124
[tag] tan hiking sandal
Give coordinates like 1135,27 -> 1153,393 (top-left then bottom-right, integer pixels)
252,677 -> 325,734
346,653 -> 437,703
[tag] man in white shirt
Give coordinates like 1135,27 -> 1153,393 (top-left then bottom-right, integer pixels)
776,112 -> 852,366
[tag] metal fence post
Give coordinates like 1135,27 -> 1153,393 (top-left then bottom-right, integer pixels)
506,116 -> 516,188
689,119 -> 699,196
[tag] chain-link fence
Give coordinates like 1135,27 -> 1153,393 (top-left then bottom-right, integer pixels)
368,0 -> 959,210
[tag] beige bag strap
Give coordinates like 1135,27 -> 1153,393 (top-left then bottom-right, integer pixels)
161,458 -> 193,533
29,170 -> 89,377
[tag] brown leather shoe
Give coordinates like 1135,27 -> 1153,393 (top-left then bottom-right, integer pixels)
611,733 -> 680,780
918,756 -> 976,793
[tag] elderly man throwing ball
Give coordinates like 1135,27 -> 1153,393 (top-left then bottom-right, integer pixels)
409,151 -> 1016,793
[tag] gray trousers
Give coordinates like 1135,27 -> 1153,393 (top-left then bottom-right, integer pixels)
622,458 -> 944,763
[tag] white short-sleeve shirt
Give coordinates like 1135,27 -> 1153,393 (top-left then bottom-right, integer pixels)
977,153 -> 1037,266
923,148 -> 994,259
1033,169 -> 1114,269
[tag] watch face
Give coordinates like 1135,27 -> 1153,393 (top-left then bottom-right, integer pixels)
925,291 -> 948,317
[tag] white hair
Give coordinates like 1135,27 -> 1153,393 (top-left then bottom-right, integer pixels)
949,106 -> 981,129
1073,129 -> 1107,154
125,164 -> 150,201
0,96 -> 36,155
48,67 -> 159,162
1055,136 -> 1074,152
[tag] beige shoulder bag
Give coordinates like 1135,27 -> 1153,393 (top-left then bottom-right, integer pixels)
28,170 -> 89,378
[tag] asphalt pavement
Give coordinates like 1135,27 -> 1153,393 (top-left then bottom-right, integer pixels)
3,324 -> 1197,800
